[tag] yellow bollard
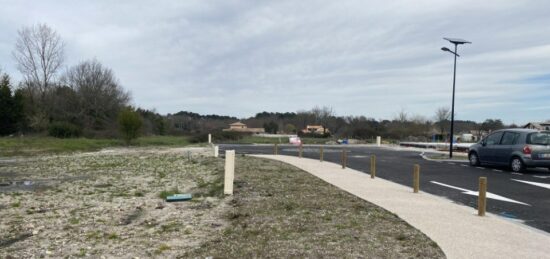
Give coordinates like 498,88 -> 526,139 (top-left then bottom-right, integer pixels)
320,146 -> 324,162
478,177 -> 487,216
370,155 -> 376,178
413,164 -> 420,193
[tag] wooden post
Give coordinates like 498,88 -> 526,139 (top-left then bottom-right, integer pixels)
299,144 -> 303,158
376,136 -> 381,147
320,146 -> 324,162
478,177 -> 487,216
370,155 -> 376,178
224,150 -> 235,195
274,144 -> 278,155
413,164 -> 420,193
214,146 -> 219,158
208,133 -> 212,144
341,149 -> 346,169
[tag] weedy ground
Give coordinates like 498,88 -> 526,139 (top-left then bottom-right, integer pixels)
0,147 -> 226,258
187,156 -> 445,258
1,148 -> 444,258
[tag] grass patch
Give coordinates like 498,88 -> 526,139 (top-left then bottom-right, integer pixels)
220,135 -> 332,145
158,187 -> 181,199
186,157 -> 445,258
0,136 -> 189,156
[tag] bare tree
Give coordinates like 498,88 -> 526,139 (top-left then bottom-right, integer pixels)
13,23 -> 65,93
311,106 -> 334,134
395,108 -> 408,123
434,107 -> 450,135
62,59 -> 130,131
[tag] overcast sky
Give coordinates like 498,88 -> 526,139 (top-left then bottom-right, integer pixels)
1,1 -> 549,124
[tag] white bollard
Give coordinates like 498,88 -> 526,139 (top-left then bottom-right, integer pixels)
208,133 -> 212,144
214,146 -> 219,157
376,136 -> 381,147
224,150 -> 235,195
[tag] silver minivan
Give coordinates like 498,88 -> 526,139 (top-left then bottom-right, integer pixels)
468,129 -> 550,172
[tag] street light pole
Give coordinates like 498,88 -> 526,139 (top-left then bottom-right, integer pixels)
442,38 -> 471,159
450,43 -> 457,159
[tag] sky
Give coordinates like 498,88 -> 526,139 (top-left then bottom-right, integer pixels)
1,0 -> 549,124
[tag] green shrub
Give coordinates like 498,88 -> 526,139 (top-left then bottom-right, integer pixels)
48,121 -> 82,138
189,131 -> 250,143
118,107 -> 143,145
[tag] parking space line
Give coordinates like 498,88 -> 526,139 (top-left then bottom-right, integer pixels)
533,175 -> 550,179
512,179 -> 550,190
448,162 -> 456,165
511,172 -> 523,175
461,164 -> 468,167
430,181 -> 530,206
493,169 -> 503,172
476,167 -> 485,170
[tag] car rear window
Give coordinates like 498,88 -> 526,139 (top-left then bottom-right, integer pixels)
527,132 -> 550,145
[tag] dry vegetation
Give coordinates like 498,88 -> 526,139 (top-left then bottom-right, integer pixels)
1,147 -> 444,258
0,147 -> 226,258
187,157 -> 445,258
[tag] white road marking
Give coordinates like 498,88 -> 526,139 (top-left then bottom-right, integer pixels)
352,155 -> 368,158
476,167 -> 485,170
448,162 -> 456,165
492,169 -> 503,172
461,164 -> 468,167
511,172 -> 523,175
533,175 -> 550,179
430,181 -> 530,206
512,179 -> 550,190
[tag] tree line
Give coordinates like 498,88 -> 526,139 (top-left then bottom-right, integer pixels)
0,23 -> 154,143
0,23 -> 528,142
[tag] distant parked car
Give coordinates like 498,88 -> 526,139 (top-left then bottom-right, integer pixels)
468,129 -> 550,172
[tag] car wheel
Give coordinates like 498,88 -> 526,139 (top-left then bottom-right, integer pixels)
510,157 -> 525,173
469,152 -> 480,166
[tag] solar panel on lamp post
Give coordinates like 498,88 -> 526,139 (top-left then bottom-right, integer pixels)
442,37 -> 471,159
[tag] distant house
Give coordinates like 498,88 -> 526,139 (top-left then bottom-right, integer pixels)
302,125 -> 329,134
223,122 -> 265,134
523,122 -> 550,131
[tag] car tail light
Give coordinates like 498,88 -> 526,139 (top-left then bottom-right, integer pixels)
523,145 -> 532,155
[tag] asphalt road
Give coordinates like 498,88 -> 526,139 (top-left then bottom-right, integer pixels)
219,144 -> 550,233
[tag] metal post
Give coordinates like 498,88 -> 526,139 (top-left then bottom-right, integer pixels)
478,177 -> 487,216
449,43 -> 458,159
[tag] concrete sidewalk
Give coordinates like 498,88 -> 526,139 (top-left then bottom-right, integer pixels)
252,155 -> 550,259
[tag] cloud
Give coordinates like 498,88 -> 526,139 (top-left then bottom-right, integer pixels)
1,0 -> 549,124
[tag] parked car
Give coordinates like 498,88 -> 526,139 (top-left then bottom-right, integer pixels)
468,129 -> 550,172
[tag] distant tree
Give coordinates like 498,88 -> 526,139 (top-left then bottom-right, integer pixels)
62,59 -> 130,131
311,106 -> 334,134
284,123 -> 296,134
481,119 -> 504,132
13,23 -> 64,94
434,107 -> 451,135
118,107 -> 143,145
395,108 -> 408,123
263,121 -> 278,134
0,73 -> 24,135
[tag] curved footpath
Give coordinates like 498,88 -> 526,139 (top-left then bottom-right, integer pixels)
251,154 -> 550,259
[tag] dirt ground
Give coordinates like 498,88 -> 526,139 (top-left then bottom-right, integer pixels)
1,147 -> 444,258
0,147 -> 227,258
